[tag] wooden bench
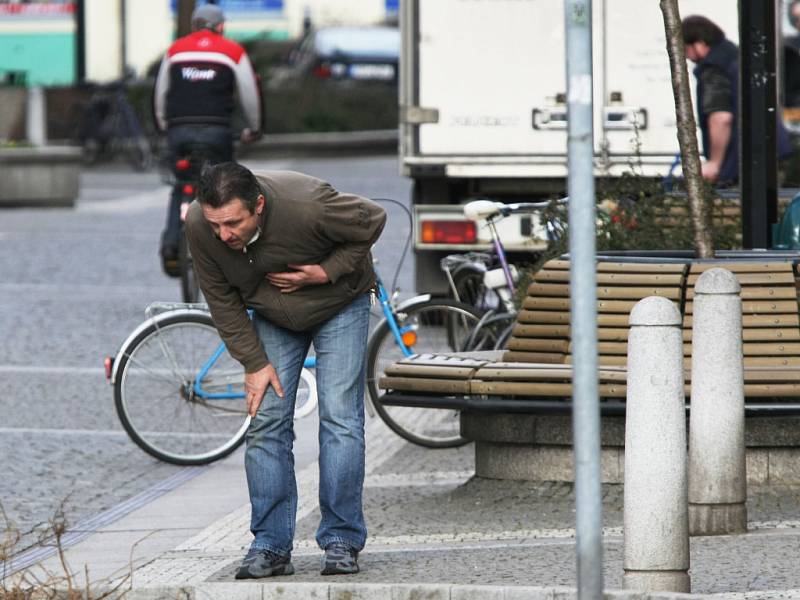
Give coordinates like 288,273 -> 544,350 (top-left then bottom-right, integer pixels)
378,257 -> 800,413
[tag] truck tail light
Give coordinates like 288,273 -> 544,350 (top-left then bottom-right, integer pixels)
313,64 -> 332,78
420,220 -> 477,244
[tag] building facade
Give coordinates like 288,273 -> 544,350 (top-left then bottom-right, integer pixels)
0,0 -> 399,86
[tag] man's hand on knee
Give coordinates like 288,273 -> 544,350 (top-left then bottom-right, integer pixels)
245,364 -> 285,417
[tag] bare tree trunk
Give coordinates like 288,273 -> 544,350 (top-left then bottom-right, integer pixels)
177,0 -> 197,39
660,0 -> 715,258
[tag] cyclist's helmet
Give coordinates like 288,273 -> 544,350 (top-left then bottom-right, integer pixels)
192,4 -> 225,31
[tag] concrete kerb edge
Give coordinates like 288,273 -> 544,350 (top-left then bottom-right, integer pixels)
86,581 -> 710,600
236,129 -> 399,158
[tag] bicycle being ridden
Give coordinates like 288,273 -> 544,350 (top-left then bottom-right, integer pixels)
153,3 -> 263,290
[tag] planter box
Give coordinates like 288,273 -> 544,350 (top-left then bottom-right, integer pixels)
0,146 -> 81,207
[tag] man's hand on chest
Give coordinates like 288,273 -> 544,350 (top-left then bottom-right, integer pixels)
266,264 -> 330,293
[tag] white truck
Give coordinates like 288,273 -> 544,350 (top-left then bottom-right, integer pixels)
398,0 -> 738,293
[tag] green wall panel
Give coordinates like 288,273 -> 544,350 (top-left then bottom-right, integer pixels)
0,33 -> 75,86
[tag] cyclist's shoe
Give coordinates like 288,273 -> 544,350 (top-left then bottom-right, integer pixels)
320,543 -> 359,575
160,244 -> 180,278
235,549 -> 294,579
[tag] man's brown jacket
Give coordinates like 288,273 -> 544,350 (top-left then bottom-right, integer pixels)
185,170 -> 387,373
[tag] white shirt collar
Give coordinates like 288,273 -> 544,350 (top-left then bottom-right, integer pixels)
243,227 -> 261,253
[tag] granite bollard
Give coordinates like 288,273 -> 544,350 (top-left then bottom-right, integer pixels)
623,296 -> 690,593
688,267 -> 747,535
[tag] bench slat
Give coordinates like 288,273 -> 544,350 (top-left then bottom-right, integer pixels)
506,338 -> 570,352
522,297 -> 572,310
597,262 -> 687,273
383,364 -> 478,379
503,351 -> 568,363
516,310 -> 571,324
683,314 -> 800,328
522,297 -> 643,313
470,381 -> 627,397
682,328 -> 800,342
685,300 -> 799,314
378,376 -> 472,394
597,300 -> 640,313
685,286 -> 797,300
475,366 -> 627,382
686,271 -> 796,286
536,270 -> 684,285
511,324 -> 571,338
690,262 -> 795,274
529,283 -> 682,300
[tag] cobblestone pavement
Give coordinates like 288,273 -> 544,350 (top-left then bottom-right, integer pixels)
121,435 -> 800,597
0,157 -> 411,557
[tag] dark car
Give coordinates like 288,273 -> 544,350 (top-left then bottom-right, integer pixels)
268,25 -> 400,89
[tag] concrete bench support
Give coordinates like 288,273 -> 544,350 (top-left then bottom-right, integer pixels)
688,268 -> 747,535
623,296 -> 690,593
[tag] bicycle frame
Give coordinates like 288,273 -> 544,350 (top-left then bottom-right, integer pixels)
373,272 -> 422,359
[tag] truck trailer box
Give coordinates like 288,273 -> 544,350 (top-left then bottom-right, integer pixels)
399,0 -> 738,293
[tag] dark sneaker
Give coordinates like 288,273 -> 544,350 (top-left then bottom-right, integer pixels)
321,543 -> 359,575
235,549 -> 294,580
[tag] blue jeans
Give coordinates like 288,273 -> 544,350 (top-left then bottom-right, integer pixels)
246,293 -> 370,556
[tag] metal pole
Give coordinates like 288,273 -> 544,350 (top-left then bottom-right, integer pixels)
565,1 -> 603,598
740,0 -> 778,249
75,0 -> 86,83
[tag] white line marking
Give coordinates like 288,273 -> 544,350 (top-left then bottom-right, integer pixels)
78,188 -> 171,214
0,365 -> 105,375
0,427 -> 127,437
364,470 -> 474,488
0,283 -> 175,294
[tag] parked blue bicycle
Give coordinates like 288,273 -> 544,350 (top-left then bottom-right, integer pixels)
107,199 -> 483,465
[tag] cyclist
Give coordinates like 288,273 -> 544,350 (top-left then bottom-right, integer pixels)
153,3 -> 263,274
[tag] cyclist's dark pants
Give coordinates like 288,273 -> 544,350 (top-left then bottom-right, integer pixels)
161,124 -> 233,256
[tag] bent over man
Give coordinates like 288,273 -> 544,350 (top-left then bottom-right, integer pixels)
185,162 -> 386,578
153,4 -> 262,273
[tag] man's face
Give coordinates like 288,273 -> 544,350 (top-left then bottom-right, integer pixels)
202,195 -> 264,251
792,6 -> 800,32
684,41 -> 709,64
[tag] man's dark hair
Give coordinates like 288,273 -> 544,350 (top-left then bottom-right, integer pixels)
197,162 -> 261,212
682,15 -> 725,47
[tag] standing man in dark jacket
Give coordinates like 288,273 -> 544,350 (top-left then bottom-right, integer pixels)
682,15 -> 791,185
185,162 -> 387,578
153,4 -> 263,273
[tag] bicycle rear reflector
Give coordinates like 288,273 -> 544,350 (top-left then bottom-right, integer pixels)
104,356 -> 113,380
183,184 -> 195,196
175,158 -> 190,171
420,220 -> 477,244
401,330 -> 418,346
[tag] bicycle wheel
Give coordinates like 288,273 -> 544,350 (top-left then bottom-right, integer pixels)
294,367 -> 318,419
126,134 -> 153,171
366,298 -> 483,448
114,312 -> 249,465
178,233 -> 203,303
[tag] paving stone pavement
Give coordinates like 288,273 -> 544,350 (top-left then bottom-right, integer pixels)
69,431 -> 800,599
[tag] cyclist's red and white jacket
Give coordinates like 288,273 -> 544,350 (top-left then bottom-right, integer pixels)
153,29 -> 262,132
